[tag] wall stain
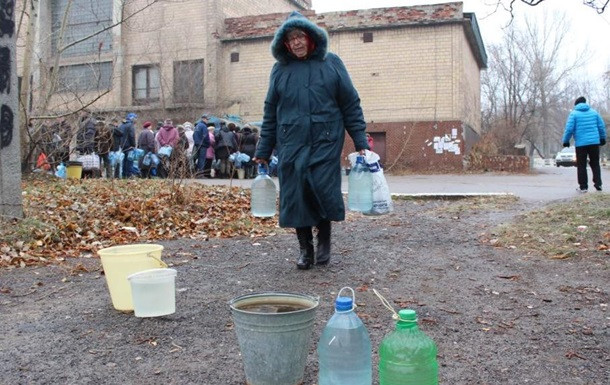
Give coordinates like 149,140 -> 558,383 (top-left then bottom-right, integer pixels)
1,104 -> 13,148
0,0 -> 15,38
0,46 -> 11,94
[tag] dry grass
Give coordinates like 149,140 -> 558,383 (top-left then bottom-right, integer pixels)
492,193 -> 610,258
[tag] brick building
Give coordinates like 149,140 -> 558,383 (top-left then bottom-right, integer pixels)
17,0 -> 486,171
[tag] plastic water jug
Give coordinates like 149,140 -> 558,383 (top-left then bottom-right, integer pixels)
348,155 -> 373,212
378,309 -> 439,385
318,287 -> 372,385
55,163 -> 67,179
251,164 -> 277,217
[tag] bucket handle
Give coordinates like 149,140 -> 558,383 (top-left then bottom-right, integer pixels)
148,252 -> 168,268
337,286 -> 356,312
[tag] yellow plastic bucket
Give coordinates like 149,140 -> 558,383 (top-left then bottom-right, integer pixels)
66,161 -> 83,179
98,244 -> 166,311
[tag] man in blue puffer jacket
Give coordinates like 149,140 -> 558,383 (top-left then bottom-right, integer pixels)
562,96 -> 606,192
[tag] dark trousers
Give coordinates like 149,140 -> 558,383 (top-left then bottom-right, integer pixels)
203,158 -> 214,177
194,146 -> 207,175
123,150 -> 133,178
575,145 -> 602,190
98,153 -> 111,178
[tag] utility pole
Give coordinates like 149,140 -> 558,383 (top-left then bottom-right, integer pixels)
0,0 -> 24,219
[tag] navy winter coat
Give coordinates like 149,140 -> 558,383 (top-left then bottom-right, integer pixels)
562,103 -> 606,147
254,12 -> 369,228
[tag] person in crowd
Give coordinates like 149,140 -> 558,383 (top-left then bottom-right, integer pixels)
253,11 -> 369,270
94,117 -> 113,177
154,120 -> 164,152
156,119 -> 179,178
239,124 -> 258,178
76,111 -> 96,154
157,119 -> 179,148
214,121 -> 238,178
183,121 -> 195,159
562,96 -> 606,192
119,112 -> 137,178
193,115 -> 211,178
138,121 -> 156,178
170,124 -> 191,178
54,119 -> 72,166
205,125 -> 216,178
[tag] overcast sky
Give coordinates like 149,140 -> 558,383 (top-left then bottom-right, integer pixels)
310,0 -> 610,80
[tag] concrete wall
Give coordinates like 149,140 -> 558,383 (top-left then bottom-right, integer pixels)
1,0 -> 23,219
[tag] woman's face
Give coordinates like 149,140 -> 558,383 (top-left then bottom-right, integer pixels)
286,29 -> 309,59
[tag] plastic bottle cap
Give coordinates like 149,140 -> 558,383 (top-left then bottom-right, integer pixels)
396,309 -> 418,328
398,309 -> 417,321
335,296 -> 353,311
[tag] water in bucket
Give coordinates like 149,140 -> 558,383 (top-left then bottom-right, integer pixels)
128,268 -> 177,317
229,292 -> 319,385
98,244 -> 166,311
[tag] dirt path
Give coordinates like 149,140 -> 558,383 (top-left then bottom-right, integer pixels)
1,198 -> 608,384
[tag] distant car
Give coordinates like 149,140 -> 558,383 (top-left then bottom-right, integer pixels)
555,147 -> 577,167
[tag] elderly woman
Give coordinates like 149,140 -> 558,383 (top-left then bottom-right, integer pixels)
254,11 -> 369,270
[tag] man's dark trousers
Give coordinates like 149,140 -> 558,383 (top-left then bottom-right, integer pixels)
575,144 -> 601,190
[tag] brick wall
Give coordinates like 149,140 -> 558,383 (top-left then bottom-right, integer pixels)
342,120 -> 466,172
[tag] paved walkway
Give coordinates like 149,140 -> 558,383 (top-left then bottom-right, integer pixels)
191,165 -> 609,203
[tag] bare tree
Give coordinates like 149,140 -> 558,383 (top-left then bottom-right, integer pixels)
494,0 -> 609,15
19,0 -> 163,172
482,11 -> 588,164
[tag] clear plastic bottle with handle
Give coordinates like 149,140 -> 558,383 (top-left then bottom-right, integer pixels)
348,155 -> 373,212
378,308 -> 439,385
317,287 -> 372,385
250,163 -> 277,217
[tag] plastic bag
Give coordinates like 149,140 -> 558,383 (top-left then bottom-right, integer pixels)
36,153 -> 51,171
55,163 -> 66,179
128,148 -> 145,162
348,150 -> 393,215
142,152 -> 159,167
109,150 -> 124,167
158,145 -> 172,158
229,151 -> 251,168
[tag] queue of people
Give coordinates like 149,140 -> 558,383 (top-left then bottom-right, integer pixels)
33,111 -> 261,180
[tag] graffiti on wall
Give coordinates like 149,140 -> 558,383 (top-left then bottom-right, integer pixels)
425,128 -> 461,155
0,0 -> 15,149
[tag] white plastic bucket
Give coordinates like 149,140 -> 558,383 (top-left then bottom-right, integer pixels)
98,244 -> 166,311
127,268 -> 177,317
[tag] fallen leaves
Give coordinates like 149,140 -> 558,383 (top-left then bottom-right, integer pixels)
0,178 -> 278,268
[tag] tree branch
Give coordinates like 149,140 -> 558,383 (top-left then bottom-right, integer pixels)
59,0 -> 162,53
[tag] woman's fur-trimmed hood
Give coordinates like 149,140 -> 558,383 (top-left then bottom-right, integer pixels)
271,11 -> 329,64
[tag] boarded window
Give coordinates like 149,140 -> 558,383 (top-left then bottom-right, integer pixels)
173,59 -> 204,104
230,52 -> 239,63
363,32 -> 373,43
133,65 -> 160,105
51,0 -> 113,57
56,62 -> 113,93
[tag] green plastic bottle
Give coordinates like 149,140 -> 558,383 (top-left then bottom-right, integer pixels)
378,309 -> 438,385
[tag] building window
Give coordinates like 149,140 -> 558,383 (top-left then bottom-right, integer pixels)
133,65 -> 160,105
173,59 -> 204,104
230,52 -> 240,63
363,32 -> 373,43
51,0 -> 113,57
56,62 -> 113,93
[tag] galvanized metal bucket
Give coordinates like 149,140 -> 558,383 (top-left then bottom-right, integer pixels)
229,292 -> 320,385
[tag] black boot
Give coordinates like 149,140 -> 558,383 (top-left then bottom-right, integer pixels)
296,227 -> 314,270
315,220 -> 331,265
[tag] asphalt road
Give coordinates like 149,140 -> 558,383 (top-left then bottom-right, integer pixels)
192,164 -> 609,203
